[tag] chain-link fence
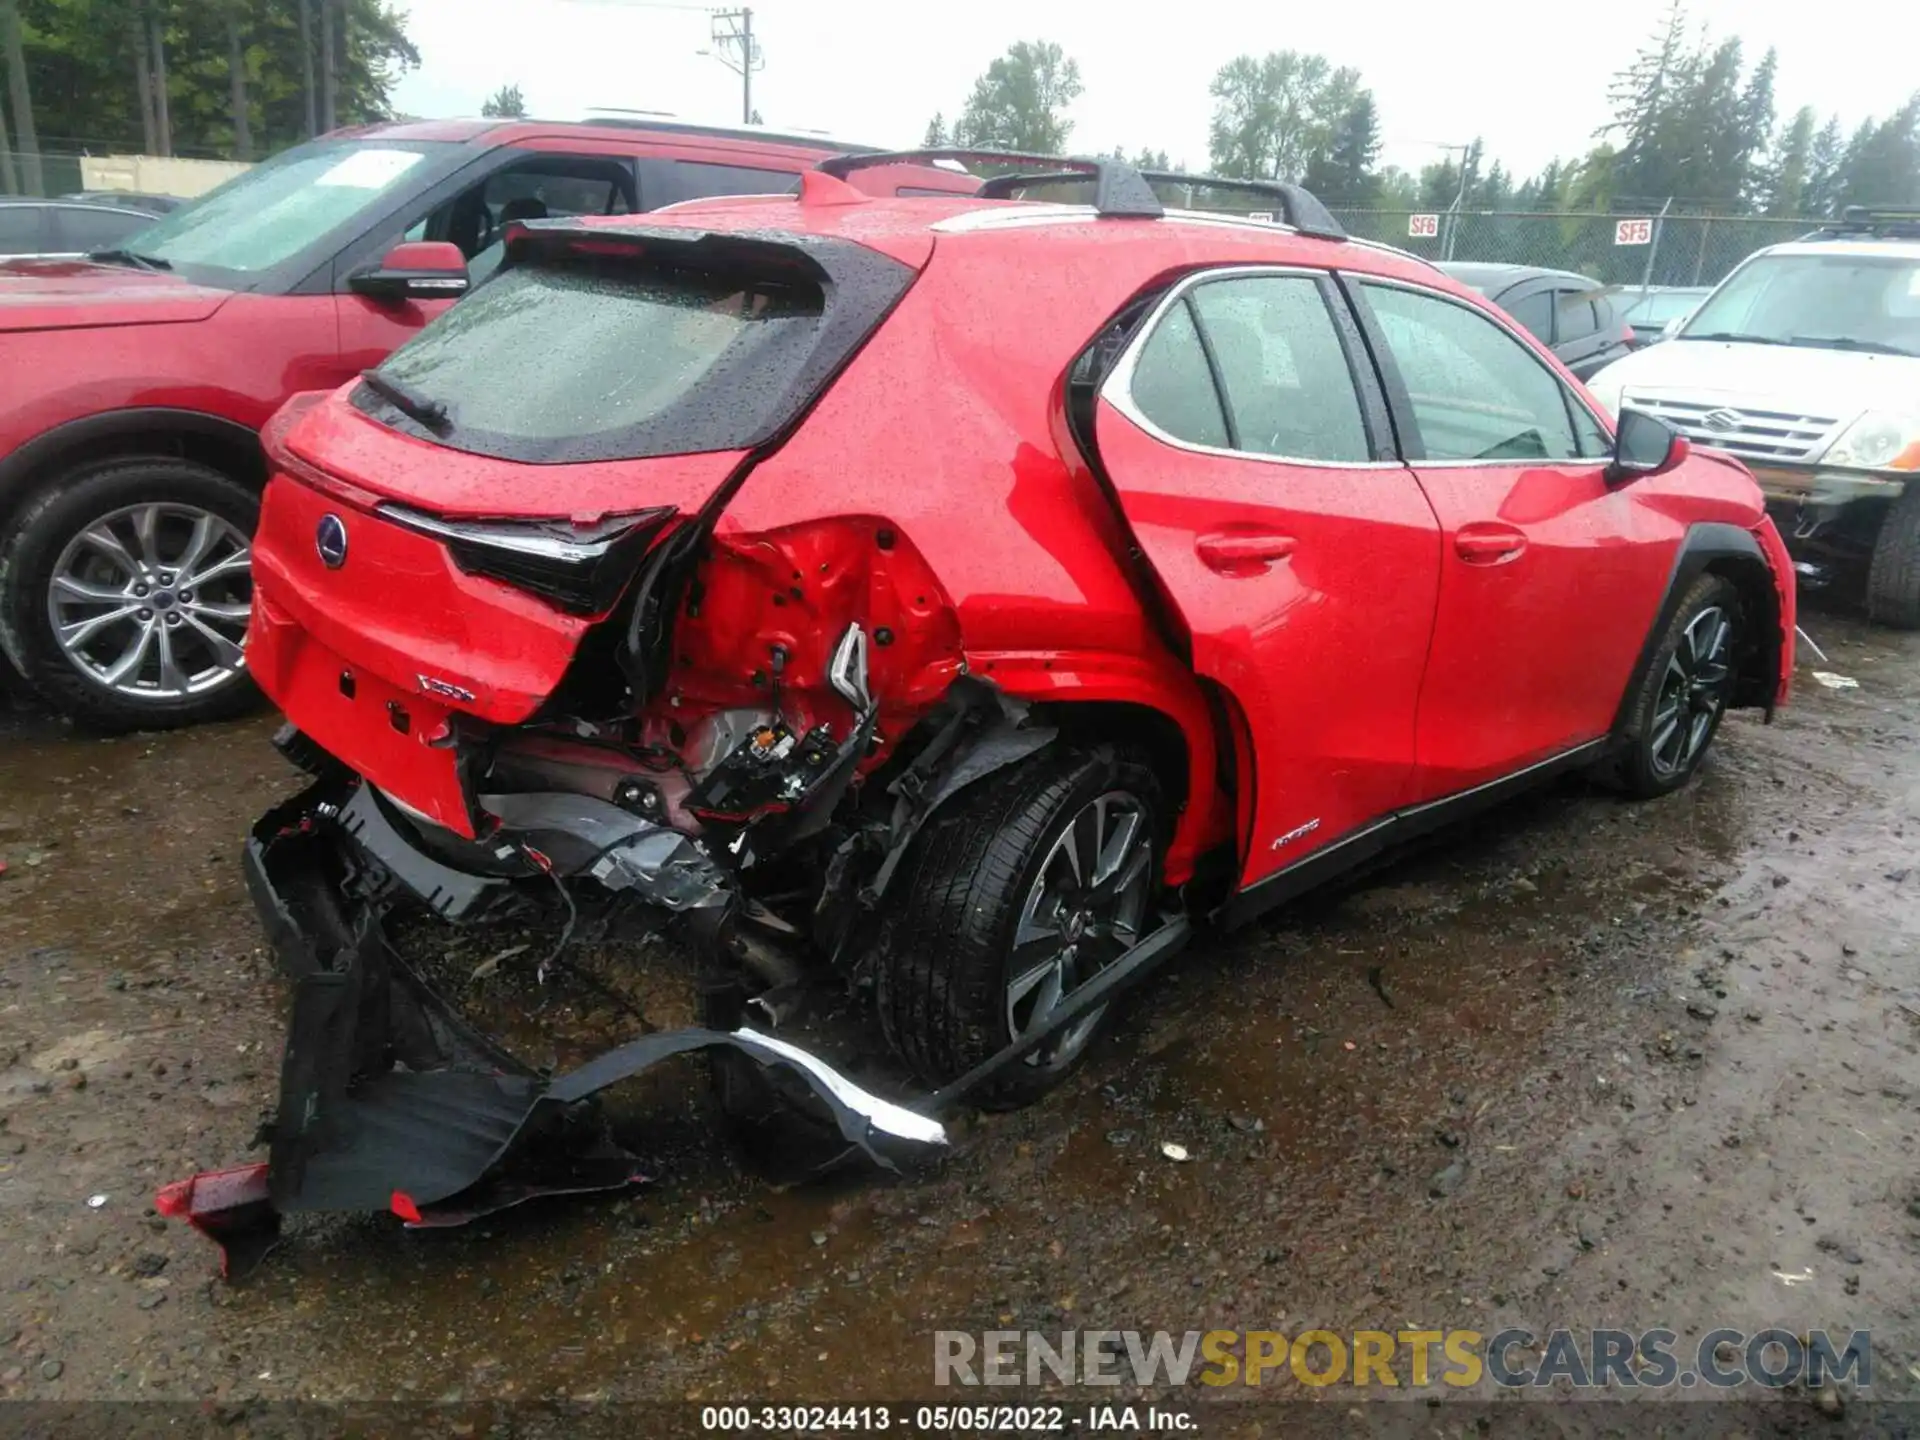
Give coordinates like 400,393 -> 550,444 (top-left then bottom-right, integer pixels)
1329,209 -> 1821,288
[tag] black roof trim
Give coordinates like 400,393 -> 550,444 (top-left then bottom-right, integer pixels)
1802,206 -> 1920,241
1136,171 -> 1346,240
817,149 -> 1347,239
819,148 -> 1164,217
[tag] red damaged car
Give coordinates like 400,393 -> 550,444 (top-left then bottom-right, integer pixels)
160,152 -> 1795,1268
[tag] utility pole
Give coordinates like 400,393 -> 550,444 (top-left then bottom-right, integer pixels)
704,9 -> 762,125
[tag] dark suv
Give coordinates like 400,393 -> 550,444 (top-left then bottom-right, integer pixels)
0,118 -> 972,730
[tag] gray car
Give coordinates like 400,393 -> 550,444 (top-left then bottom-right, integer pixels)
1439,262 -> 1634,380
0,199 -> 156,259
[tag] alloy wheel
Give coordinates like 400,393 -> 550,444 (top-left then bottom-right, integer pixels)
1649,604 -> 1732,779
1005,789 -> 1155,1071
46,503 -> 253,701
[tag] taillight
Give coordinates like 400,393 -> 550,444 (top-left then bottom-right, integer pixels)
378,505 -> 676,615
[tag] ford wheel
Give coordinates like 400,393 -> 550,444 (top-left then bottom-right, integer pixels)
0,458 -> 261,731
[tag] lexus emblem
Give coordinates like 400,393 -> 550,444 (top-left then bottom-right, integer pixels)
1701,408 -> 1742,433
315,513 -> 349,569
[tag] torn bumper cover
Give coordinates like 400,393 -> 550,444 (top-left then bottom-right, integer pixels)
163,777 -> 945,1277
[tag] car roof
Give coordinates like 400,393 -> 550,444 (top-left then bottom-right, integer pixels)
1440,261 -> 1600,289
343,115 -> 881,157
1758,236 -> 1920,262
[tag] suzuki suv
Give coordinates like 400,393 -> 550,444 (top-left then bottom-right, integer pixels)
159,153 -> 1796,1265
0,118 -> 973,730
1586,209 -> 1920,626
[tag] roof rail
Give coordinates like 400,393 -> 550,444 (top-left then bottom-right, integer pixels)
818,148 -> 1164,217
818,149 -> 1347,240
1806,206 -> 1920,241
1136,170 -> 1345,240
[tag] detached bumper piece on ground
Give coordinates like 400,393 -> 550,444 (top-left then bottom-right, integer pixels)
159,774 -> 1192,1278
159,777 -> 951,1279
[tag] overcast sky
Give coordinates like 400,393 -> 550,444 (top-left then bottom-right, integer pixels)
392,0 -> 1917,188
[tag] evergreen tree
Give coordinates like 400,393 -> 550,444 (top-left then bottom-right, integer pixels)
1735,46 -> 1776,204
923,112 -> 946,148
1760,106 -> 1815,216
1833,93 -> 1920,207
1804,116 -> 1846,216
1604,0 -> 1697,203
1301,90 -> 1381,205
479,82 -> 524,119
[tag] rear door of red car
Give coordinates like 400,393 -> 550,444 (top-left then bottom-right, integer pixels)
1342,275 -> 1671,799
1093,268 -> 1442,888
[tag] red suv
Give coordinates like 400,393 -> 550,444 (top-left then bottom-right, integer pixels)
0,118 -> 972,730
160,154 -> 1795,1266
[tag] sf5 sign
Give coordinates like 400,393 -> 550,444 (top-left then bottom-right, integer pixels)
1614,217 -> 1655,246
1408,214 -> 1440,238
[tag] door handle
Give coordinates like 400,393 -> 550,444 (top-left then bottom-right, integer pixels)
1196,532 -> 1297,572
1454,527 -> 1527,565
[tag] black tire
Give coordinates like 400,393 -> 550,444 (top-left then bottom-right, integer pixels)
1612,573 -> 1742,799
874,747 -> 1164,1108
1867,488 -> 1920,630
0,459 -> 262,732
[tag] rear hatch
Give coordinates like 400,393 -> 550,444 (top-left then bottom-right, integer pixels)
249,218 -> 924,833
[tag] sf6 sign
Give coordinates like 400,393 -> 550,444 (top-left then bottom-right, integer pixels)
1408,213 -> 1440,238
1614,217 -> 1655,246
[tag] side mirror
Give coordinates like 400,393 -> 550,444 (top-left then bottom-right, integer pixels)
1608,408 -> 1690,483
1658,314 -> 1688,342
348,240 -> 469,303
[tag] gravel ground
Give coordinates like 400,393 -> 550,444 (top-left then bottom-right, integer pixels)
2,606 -> 1918,1436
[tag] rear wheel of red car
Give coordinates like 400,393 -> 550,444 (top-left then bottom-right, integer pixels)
0,459 -> 260,732
1866,488 -> 1920,630
874,748 -> 1164,1109
1612,573 -> 1742,799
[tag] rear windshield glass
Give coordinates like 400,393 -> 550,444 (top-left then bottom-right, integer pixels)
357,253 -> 828,463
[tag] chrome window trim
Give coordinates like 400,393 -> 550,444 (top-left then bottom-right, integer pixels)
1346,271 -> 1617,469
1101,264 -> 1405,472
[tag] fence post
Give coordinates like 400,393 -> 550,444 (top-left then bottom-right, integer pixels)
1640,197 -> 1672,292
1691,217 -> 1713,285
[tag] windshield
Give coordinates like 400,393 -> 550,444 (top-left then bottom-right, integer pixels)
1679,252 -> 1920,356
357,253 -> 828,463
112,138 -> 459,285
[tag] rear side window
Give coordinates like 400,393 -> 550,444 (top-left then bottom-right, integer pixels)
51,206 -> 148,251
360,253 -> 825,463
672,161 -> 801,202
0,205 -> 47,254
1502,290 -> 1552,341
1187,276 -> 1370,462
1554,291 -> 1599,341
1128,299 -> 1230,449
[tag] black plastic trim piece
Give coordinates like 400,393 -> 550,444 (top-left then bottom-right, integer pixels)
0,406 -> 263,512
1610,522 -> 1773,731
919,915 -> 1193,1113
1218,739 -> 1611,931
